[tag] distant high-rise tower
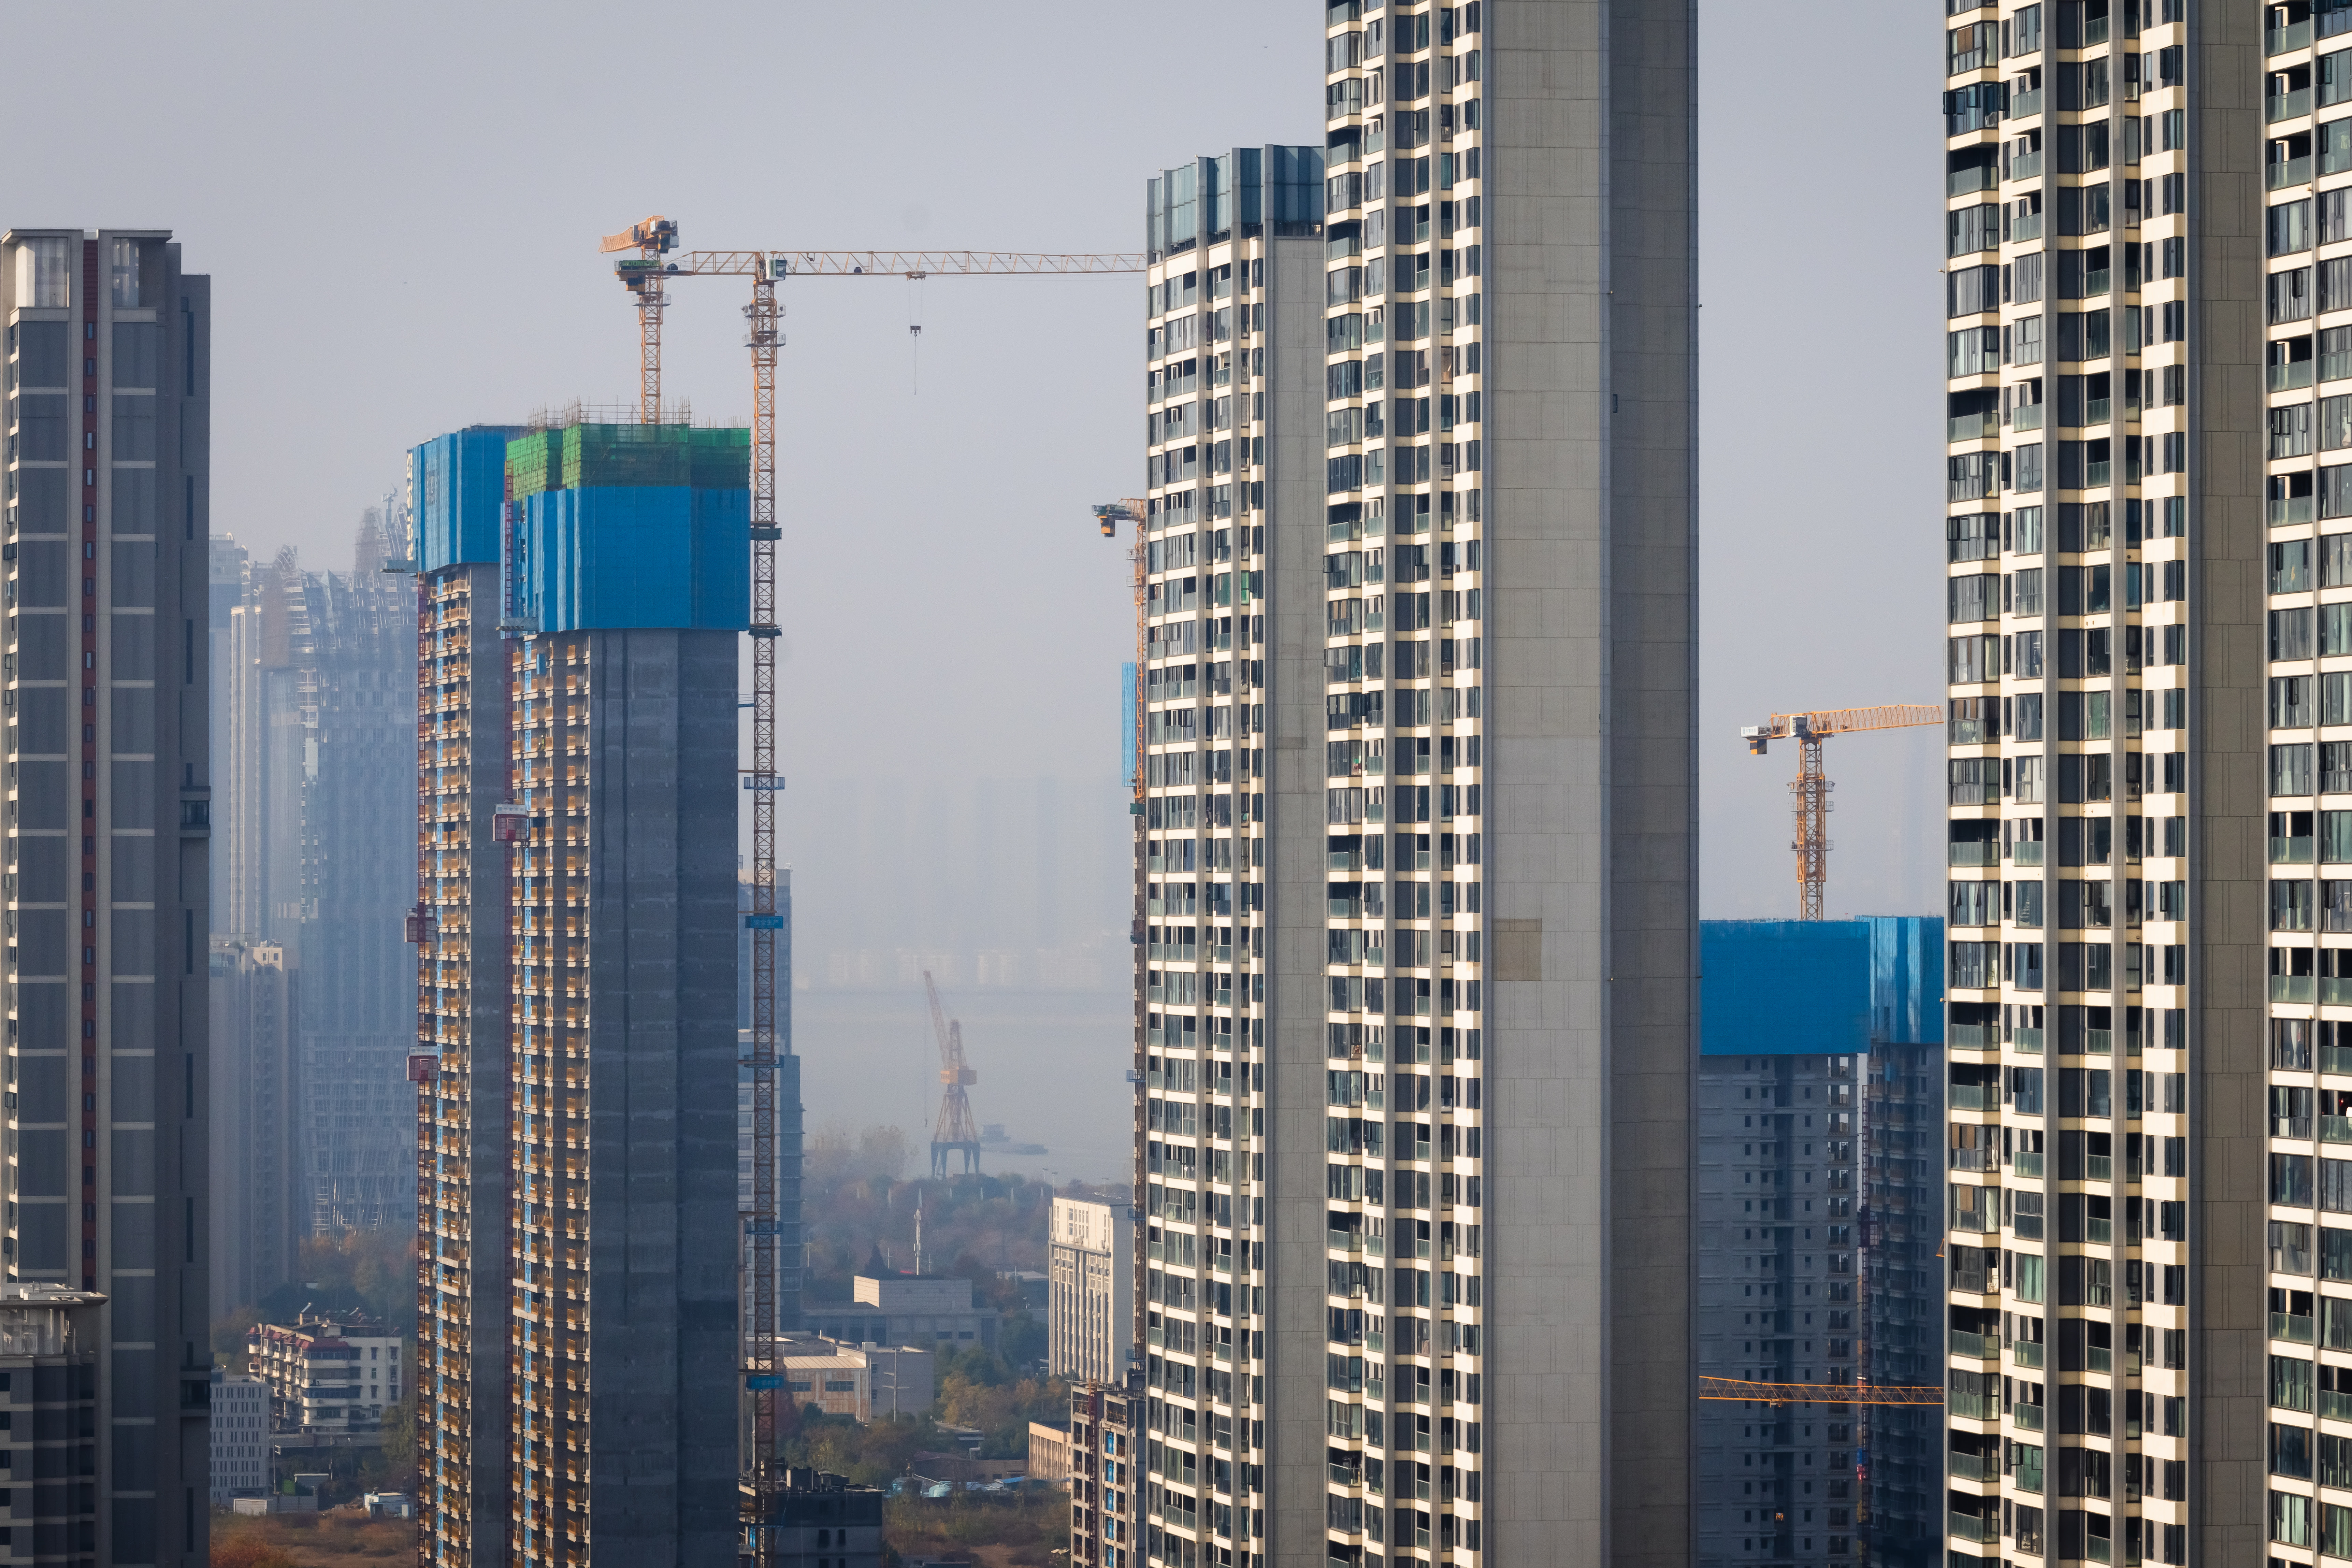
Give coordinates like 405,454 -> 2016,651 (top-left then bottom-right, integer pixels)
208,937 -> 297,1319
1,227 -> 214,1566
413,416 -> 746,1568
1134,5 -> 1699,1562
293,514 -> 418,1233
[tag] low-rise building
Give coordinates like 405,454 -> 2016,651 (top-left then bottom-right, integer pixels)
1066,1381 -> 1138,1568
741,1467 -> 883,1568
1027,1420 -> 1072,1483
1047,1195 -> 1131,1384
210,1370 -> 270,1502
801,1274 -> 993,1352
246,1308 -> 404,1432
776,1337 -> 934,1422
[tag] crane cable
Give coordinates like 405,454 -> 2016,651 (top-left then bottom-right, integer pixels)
908,274 -> 926,394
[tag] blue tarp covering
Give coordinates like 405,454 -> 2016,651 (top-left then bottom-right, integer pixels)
1868,915 -> 1945,1046
1700,916 -> 1945,1055
413,427 -> 521,571
511,484 -> 749,633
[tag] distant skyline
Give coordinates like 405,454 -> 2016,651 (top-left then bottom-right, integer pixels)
2,0 -> 1940,936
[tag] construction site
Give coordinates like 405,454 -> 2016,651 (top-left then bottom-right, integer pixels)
396,217 -> 1150,1568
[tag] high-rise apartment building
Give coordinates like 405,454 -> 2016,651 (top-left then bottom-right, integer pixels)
1690,917 -> 1943,1568
1938,3 -> 2287,1564
208,937 -> 297,1317
1136,4 -> 1697,1562
211,521 -> 417,1242
294,514 -> 419,1233
1,227 -> 213,1567
414,424 -> 517,1568
413,417 -> 746,1568
1051,1192 -> 1136,1384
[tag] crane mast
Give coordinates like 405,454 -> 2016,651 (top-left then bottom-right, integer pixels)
1739,704 -> 1943,921
602,220 -> 1143,1563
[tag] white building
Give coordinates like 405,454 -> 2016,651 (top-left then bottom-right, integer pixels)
210,1371 -> 269,1502
802,1274 -> 994,1352
247,1309 -> 404,1432
1049,1195 -> 1134,1384
774,1337 -> 935,1423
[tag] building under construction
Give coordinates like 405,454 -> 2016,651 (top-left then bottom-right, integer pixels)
411,415 -> 751,1568
1694,918 -> 1944,1568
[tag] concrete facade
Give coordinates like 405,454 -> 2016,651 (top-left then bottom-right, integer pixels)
1069,1381 -> 1142,1568
1138,5 -> 1697,1561
1051,1194 -> 1135,1384
208,1369 -> 268,1502
1937,5 -> 2278,1565
1,228 -> 212,1568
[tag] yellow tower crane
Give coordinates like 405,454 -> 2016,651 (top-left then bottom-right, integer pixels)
1740,705 -> 1944,921
596,218 -> 1144,1561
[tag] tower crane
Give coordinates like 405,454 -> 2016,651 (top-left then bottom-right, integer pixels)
1699,1376 -> 1943,1407
597,218 -> 1143,1557
923,970 -> 983,1180
1739,705 -> 1944,921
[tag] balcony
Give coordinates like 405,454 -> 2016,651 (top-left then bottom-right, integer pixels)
1948,1450 -> 1992,1482
2011,1150 -> 2045,1178
2087,1154 -> 2113,1182
2273,155 -> 2316,189
1949,843 -> 1999,868
2009,1399 -> 2045,1430
1950,1328 -> 1996,1360
2276,1311 -> 2318,1344
1950,1512 -> 1991,1544
2010,150 -> 2044,179
2010,1338 -> 2045,1368
2274,975 -> 2319,1004
2274,18 -> 2317,53
2013,841 -> 2045,866
2271,87 -> 2315,122
2011,88 -> 2044,118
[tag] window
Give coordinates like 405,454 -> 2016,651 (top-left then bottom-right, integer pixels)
1951,324 -> 2000,377
2276,607 -> 2318,660
1949,263 -> 2000,317
2277,198 -> 2318,256
1949,203 -> 2000,257
2276,266 -> 2318,325
2278,743 -> 2319,796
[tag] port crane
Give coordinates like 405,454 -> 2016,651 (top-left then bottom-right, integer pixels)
598,216 -> 1142,1559
1739,705 -> 1943,921
922,971 -> 983,1179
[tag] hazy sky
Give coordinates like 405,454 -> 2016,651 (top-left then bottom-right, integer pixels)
5,0 -> 1945,955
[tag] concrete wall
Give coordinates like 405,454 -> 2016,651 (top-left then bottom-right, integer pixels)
2188,3 -> 2265,1559
1485,2 -> 1697,1562
1266,226 -> 1338,1567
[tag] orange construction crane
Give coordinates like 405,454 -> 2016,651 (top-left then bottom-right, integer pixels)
1700,1375 -> 1943,1407
603,221 -> 1144,1554
1740,705 -> 1943,921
